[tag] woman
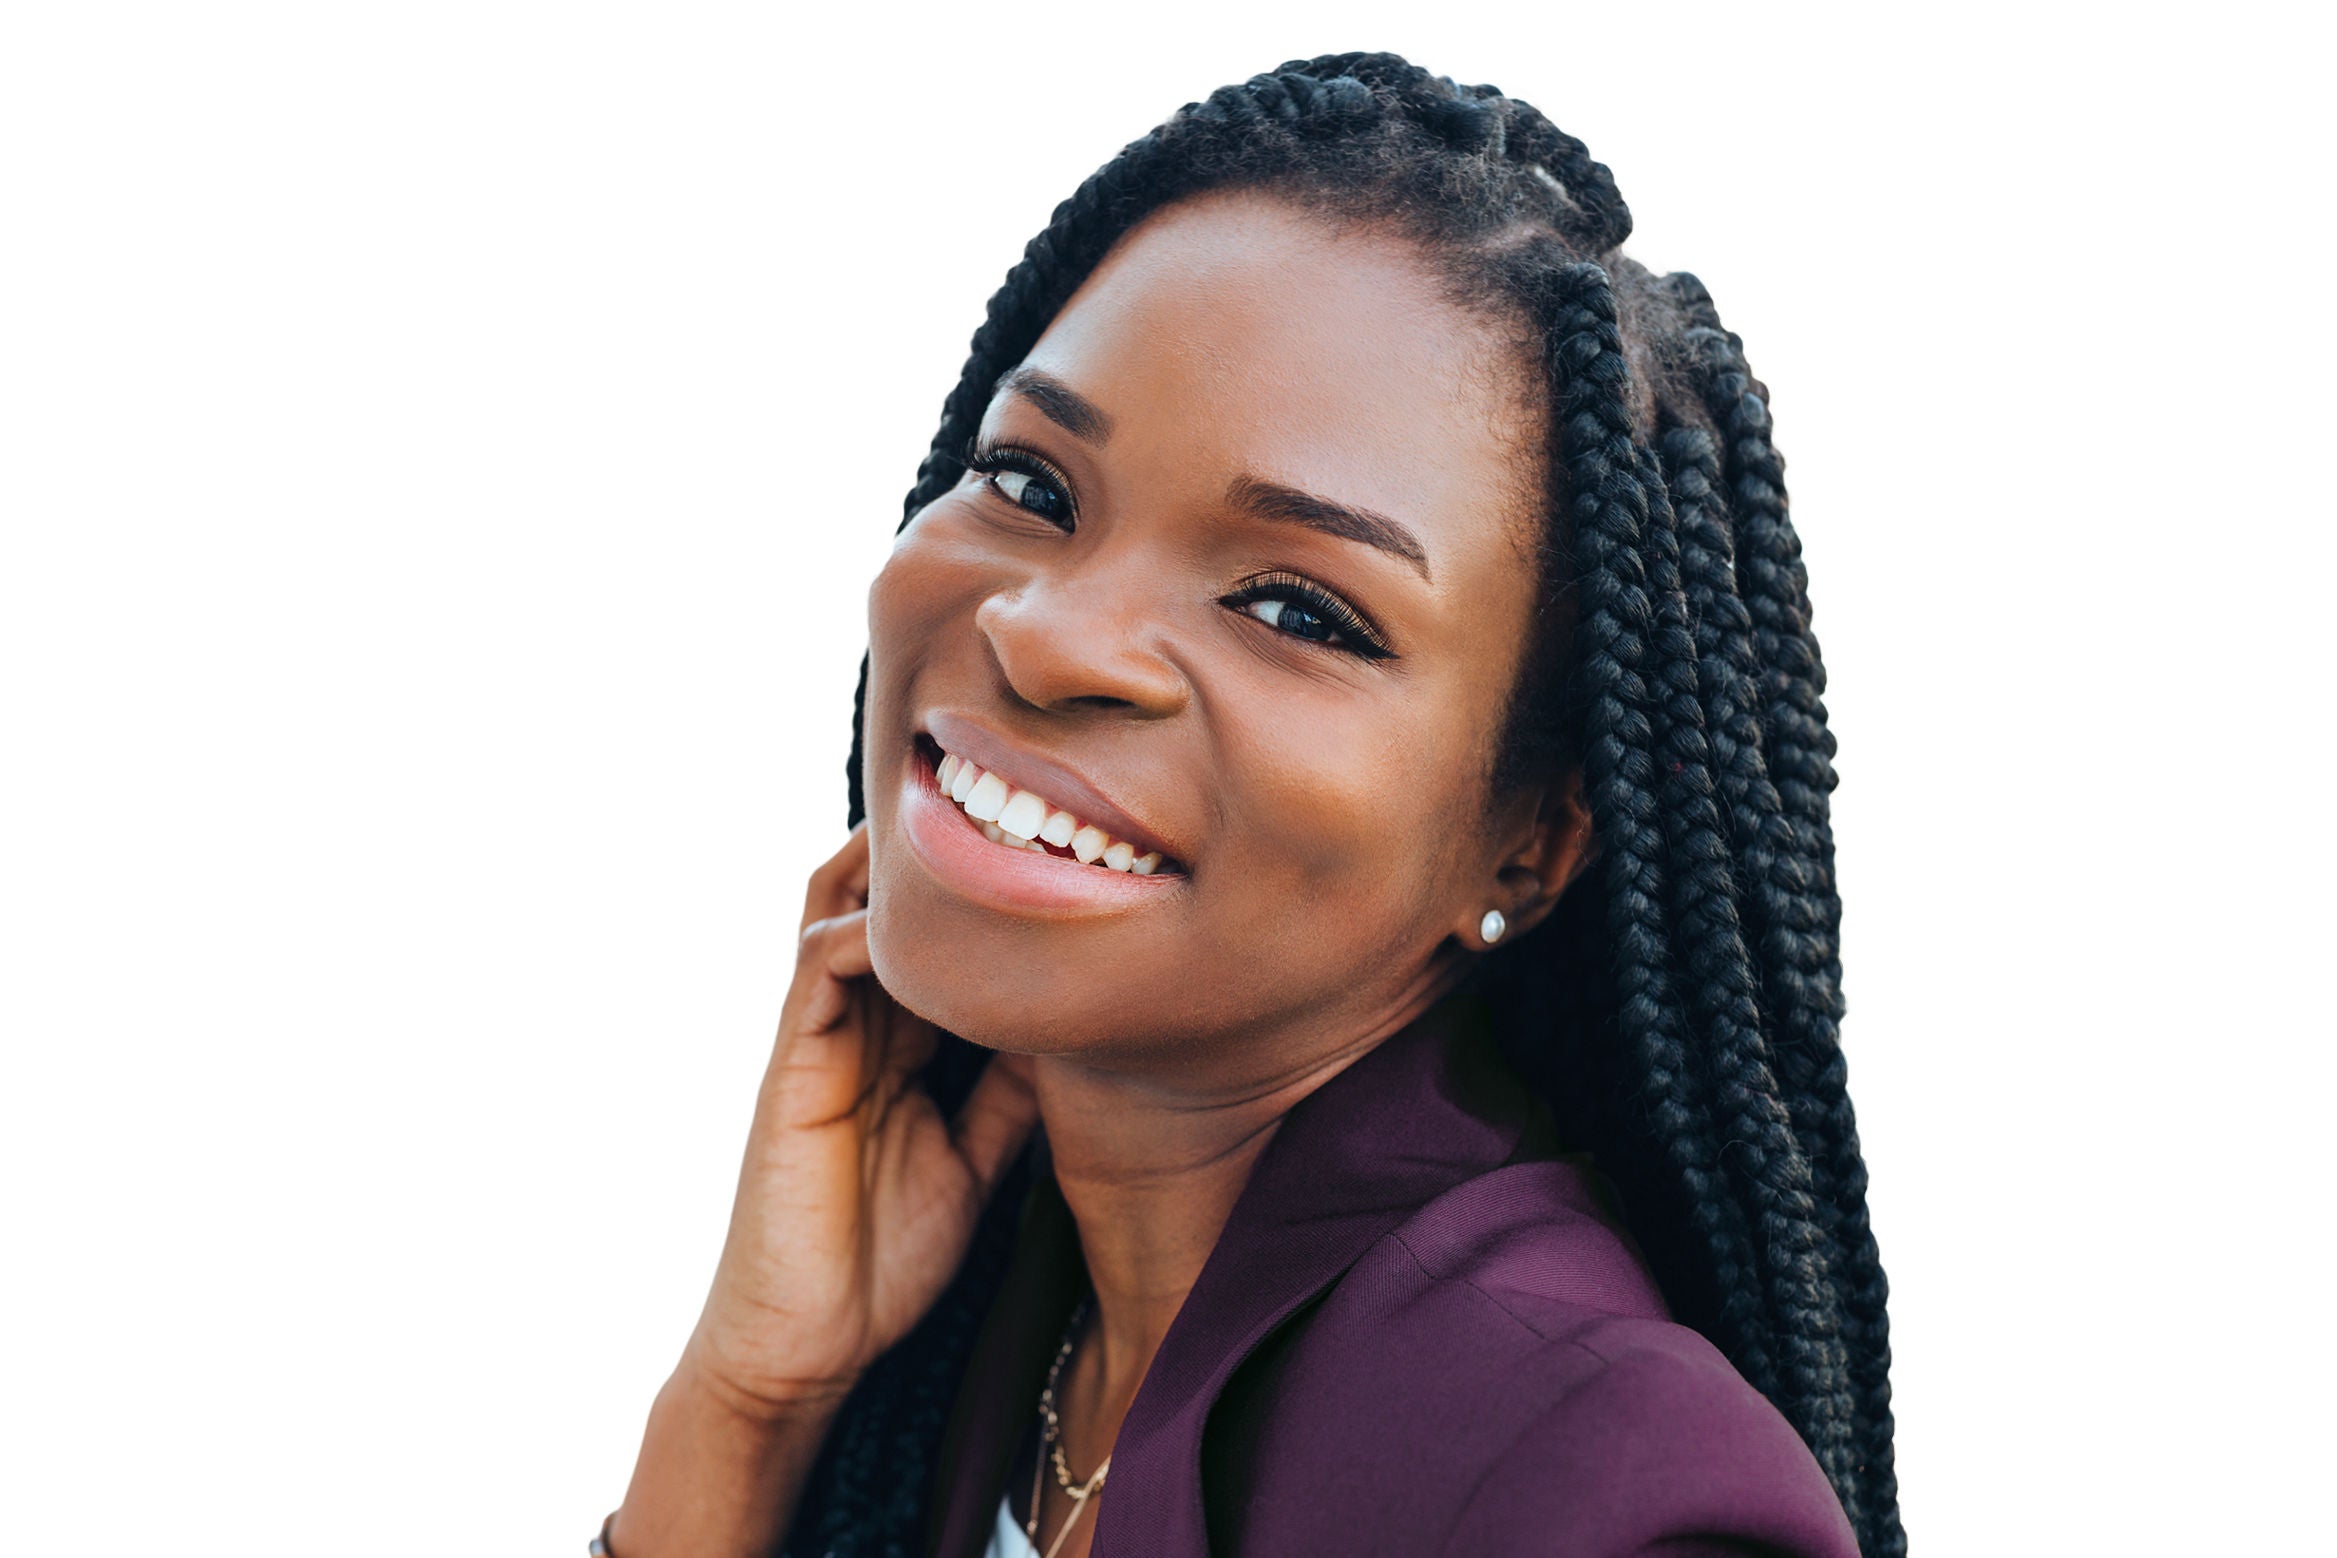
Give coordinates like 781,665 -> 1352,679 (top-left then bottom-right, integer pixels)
605,53 -> 1901,1558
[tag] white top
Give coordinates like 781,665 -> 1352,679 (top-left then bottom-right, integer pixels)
982,1492 -> 1042,1558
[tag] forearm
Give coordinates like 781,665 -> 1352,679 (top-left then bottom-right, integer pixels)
605,1351 -> 851,1558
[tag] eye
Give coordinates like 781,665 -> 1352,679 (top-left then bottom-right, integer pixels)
1244,597 -> 1335,641
967,444 -> 1075,529
1222,572 -> 1394,660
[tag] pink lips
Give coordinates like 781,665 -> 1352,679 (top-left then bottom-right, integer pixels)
920,711 -> 1180,866
897,742 -> 1184,916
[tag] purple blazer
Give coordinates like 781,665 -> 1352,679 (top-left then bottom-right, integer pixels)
925,992 -> 1860,1557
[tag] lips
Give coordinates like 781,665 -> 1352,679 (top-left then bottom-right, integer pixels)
919,712 -> 1182,869
931,744 -> 1177,875
894,729 -> 1186,915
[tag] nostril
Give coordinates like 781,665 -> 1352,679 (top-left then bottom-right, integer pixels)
977,589 -> 1189,718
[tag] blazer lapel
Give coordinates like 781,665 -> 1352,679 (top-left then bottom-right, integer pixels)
1090,987 -> 1543,1557
923,986 -> 1544,1558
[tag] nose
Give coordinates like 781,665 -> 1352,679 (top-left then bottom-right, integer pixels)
974,568 -> 1190,719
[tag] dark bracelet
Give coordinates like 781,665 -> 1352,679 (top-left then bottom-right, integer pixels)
588,1509 -> 618,1557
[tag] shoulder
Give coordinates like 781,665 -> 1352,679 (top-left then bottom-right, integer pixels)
1387,1155 -> 1674,1329
1213,1159 -> 1858,1556
1436,1327 -> 1861,1557
1399,1161 -> 1858,1555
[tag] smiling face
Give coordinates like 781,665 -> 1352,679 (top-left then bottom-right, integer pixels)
862,191 -> 1579,1076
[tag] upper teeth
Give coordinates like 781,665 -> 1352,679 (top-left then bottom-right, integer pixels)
935,750 -> 1166,875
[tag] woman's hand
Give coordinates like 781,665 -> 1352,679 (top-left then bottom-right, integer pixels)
610,824 -> 1040,1557
683,820 -> 1040,1418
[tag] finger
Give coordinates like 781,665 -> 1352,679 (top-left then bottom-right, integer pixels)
798,822 -> 872,931
821,916 -> 944,1086
950,1051 -> 1041,1200
848,985 -> 942,1121
875,1000 -> 940,1080
786,909 -> 870,1036
818,915 -> 875,984
760,937 -> 872,1132
779,912 -> 935,1111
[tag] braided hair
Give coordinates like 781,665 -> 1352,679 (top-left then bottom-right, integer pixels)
812,53 -> 1903,1557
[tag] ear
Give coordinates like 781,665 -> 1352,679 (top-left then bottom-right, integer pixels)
1459,768 -> 1595,951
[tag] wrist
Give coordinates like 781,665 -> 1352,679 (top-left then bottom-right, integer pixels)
673,1331 -> 860,1431
608,1346 -> 853,1558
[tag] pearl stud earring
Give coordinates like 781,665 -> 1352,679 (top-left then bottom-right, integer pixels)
1480,909 -> 1506,945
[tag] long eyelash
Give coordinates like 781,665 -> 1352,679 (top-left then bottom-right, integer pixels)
1225,570 -> 1396,660
962,438 -> 1076,513
962,439 -> 1070,492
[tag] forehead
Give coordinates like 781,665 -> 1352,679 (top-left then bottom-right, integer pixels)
1015,192 -> 1543,560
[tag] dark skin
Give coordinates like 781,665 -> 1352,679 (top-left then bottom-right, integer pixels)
610,191 -> 1593,1558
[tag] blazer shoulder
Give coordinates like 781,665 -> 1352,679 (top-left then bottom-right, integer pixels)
1380,1160 -> 1859,1556
1389,1155 -> 1674,1331
1201,1158 -> 1856,1558
1436,1328 -> 1861,1558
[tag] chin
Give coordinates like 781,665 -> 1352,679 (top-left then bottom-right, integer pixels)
863,856 -> 1110,1056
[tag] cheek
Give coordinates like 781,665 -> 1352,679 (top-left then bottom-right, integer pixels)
860,519 -> 970,872
861,501 -> 994,740
1202,681 -> 1483,929
866,509 -> 970,648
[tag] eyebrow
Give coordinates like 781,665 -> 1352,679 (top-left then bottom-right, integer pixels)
996,367 -> 1114,444
1225,474 -> 1433,582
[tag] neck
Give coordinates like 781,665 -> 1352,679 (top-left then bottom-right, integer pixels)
1032,966 -> 1460,1417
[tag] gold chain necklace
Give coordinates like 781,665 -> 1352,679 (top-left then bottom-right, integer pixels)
1025,1298 -> 1109,1558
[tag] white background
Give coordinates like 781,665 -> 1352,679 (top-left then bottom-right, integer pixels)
3,4 -> 2327,1552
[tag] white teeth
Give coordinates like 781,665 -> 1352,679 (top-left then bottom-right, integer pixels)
936,748 -> 1173,876
997,789 -> 1048,841
964,771 -> 1009,822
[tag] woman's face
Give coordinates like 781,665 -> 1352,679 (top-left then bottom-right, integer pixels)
863,191 -> 1561,1070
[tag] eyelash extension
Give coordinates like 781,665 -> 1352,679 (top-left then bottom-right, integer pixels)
1223,570 -> 1396,660
962,438 -> 1078,527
